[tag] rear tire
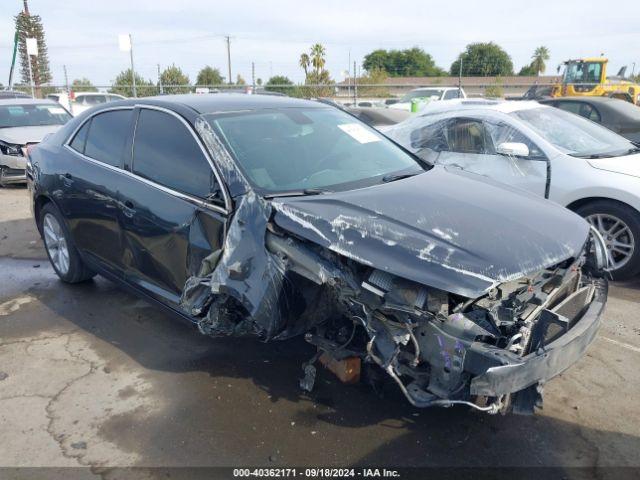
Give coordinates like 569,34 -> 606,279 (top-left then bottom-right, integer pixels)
39,202 -> 96,283
575,200 -> 640,280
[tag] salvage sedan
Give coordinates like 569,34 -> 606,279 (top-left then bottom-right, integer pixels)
1,99 -> 71,186
27,94 -> 608,415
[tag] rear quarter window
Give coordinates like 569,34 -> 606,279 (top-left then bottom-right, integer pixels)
83,109 -> 133,167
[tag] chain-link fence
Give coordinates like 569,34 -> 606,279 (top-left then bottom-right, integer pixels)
11,76 -> 559,106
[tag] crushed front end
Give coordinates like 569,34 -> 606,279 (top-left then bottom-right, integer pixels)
265,225 -> 608,415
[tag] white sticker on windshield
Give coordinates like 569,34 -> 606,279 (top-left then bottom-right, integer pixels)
338,123 -> 381,144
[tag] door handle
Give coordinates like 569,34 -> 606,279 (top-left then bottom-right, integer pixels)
61,172 -> 73,187
122,199 -> 136,218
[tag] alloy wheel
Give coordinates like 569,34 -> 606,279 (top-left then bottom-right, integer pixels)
586,213 -> 635,271
42,213 -> 70,275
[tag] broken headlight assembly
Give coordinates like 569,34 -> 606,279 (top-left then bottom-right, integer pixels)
0,140 -> 24,156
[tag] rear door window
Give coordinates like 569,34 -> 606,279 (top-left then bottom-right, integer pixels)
132,109 -> 217,199
84,109 -> 133,167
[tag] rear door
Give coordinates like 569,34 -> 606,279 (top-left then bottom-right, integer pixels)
118,106 -> 227,307
61,108 -> 135,276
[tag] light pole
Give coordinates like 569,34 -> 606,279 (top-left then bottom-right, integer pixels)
119,34 -> 137,97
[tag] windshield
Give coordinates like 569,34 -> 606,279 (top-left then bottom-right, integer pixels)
511,107 -> 634,158
563,61 -> 603,84
204,107 -> 425,194
400,89 -> 444,102
0,104 -> 71,128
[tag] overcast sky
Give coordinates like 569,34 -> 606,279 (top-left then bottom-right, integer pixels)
1,0 -> 638,87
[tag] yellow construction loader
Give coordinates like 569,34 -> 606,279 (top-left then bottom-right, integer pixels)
551,58 -> 640,104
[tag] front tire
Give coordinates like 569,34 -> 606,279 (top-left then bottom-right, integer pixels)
39,203 -> 96,283
575,200 -> 640,280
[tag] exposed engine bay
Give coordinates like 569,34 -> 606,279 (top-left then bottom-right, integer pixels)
179,188 -> 608,415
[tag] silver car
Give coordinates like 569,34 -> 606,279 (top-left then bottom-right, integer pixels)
0,99 -> 72,186
385,99 -> 640,279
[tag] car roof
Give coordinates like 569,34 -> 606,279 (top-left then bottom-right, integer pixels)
114,93 -> 326,114
0,98 -> 60,106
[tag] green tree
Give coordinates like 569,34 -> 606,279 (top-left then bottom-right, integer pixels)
363,48 -> 445,77
362,47 -> 446,77
518,63 -> 537,76
357,68 -> 389,97
310,43 -> 326,75
15,0 -> 52,97
235,74 -> 246,85
160,64 -> 190,94
196,66 -> 224,86
531,46 -> 550,76
484,77 -> 504,98
299,53 -> 310,76
110,69 -> 155,97
450,42 -> 514,76
265,75 -> 293,94
71,77 -> 97,92
256,78 -> 263,86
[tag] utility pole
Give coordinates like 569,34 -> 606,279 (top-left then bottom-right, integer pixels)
251,62 -> 256,93
63,64 -> 72,115
353,60 -> 358,106
129,34 -> 137,97
225,36 -> 232,85
347,50 -> 351,101
458,57 -> 463,98
158,64 -> 163,95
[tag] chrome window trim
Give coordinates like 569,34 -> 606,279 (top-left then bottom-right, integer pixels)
64,104 -> 230,215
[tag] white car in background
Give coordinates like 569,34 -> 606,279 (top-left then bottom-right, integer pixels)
46,92 -> 126,115
388,87 -> 466,111
385,99 -> 640,279
0,99 -> 72,185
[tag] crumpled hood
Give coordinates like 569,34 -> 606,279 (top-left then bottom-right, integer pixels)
271,166 -> 590,298
588,153 -> 640,179
0,125 -> 62,145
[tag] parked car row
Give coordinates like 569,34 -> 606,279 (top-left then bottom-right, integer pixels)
26,93 -> 609,416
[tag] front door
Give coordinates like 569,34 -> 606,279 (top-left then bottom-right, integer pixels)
430,117 -> 549,197
118,107 -> 227,307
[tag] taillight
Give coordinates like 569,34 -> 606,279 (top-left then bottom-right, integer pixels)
69,90 -> 75,100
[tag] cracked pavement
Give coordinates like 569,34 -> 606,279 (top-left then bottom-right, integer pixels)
1,186 -> 639,476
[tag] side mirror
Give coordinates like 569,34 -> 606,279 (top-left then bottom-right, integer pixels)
496,142 -> 529,157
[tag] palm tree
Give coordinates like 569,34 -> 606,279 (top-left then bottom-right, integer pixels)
299,53 -> 310,77
531,46 -> 550,76
310,43 -> 326,75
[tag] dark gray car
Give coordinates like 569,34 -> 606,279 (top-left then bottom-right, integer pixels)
28,94 -> 608,415
540,96 -> 640,143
